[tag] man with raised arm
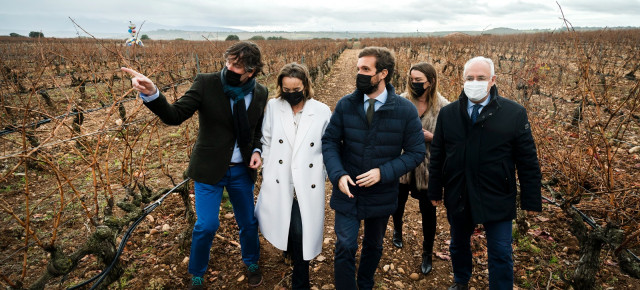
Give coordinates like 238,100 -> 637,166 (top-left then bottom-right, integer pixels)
122,41 -> 267,289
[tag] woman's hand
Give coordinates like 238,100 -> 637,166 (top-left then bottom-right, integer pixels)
423,129 -> 433,142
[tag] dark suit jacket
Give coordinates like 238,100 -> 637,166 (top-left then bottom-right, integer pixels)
144,72 -> 268,184
427,85 -> 542,224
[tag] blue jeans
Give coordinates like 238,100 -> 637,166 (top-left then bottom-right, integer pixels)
448,211 -> 513,289
334,211 -> 389,290
188,164 -> 259,277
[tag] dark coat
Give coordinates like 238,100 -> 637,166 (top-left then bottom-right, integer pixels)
427,85 -> 542,224
322,83 -> 426,219
143,72 -> 268,184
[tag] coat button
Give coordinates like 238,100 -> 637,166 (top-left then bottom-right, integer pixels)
279,139 -> 283,144
309,163 -> 313,168
279,160 -> 283,164
311,184 -> 316,188
310,142 -> 314,147
276,179 -> 280,183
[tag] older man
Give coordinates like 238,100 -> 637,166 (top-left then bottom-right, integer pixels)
322,47 -> 425,290
427,56 -> 542,290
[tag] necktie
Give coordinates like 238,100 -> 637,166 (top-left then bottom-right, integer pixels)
366,98 -> 376,124
471,104 -> 482,124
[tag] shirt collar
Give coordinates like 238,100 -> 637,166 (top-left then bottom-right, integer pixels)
363,87 -> 388,105
467,94 -> 491,109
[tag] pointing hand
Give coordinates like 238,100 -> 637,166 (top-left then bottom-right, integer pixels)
121,67 -> 157,96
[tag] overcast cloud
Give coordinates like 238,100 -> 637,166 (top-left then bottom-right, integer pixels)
1,0 -> 638,36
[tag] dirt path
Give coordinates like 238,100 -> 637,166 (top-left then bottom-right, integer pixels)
313,48 -> 359,110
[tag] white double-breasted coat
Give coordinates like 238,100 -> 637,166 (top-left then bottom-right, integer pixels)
255,97 -> 331,260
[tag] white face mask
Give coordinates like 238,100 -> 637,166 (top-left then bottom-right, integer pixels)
464,80 -> 489,102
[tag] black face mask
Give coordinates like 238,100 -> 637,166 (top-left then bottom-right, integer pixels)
282,91 -> 305,106
225,68 -> 244,87
356,73 -> 380,95
411,82 -> 427,97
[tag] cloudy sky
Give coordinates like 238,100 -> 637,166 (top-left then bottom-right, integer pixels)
1,0 -> 639,36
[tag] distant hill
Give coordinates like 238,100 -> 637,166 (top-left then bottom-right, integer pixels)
140,28 -> 540,40
3,25 -> 638,41
483,27 -> 520,34
140,26 -> 639,40
0,18 -> 245,39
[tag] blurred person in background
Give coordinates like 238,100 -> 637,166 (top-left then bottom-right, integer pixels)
255,63 -> 331,289
392,62 -> 450,275
122,41 -> 268,289
427,56 -> 542,290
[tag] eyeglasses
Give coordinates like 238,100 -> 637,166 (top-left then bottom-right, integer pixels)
464,75 -> 492,81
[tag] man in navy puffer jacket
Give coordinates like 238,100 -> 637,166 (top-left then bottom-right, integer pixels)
322,47 -> 425,290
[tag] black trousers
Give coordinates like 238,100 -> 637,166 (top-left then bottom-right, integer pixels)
392,183 -> 437,252
288,198 -> 310,289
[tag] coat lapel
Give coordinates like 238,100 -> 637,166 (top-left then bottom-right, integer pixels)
214,74 -> 233,120
292,101 -> 314,158
279,99 -> 296,148
246,86 -> 260,118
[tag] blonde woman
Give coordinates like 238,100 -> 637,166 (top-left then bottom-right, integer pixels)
255,63 -> 331,289
392,62 -> 450,275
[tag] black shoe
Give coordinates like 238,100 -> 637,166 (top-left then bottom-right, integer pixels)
448,282 -> 468,290
247,264 -> 263,287
189,276 -> 204,290
392,230 -> 403,248
421,252 -> 433,275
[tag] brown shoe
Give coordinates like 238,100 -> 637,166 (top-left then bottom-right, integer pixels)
247,264 -> 263,287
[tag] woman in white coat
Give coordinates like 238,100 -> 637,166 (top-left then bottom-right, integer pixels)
255,63 -> 331,289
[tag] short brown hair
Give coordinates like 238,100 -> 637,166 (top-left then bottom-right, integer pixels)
224,41 -> 264,75
358,47 -> 395,83
276,63 -> 314,101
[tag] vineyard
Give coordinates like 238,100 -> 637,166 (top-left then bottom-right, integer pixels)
1,28 -> 639,289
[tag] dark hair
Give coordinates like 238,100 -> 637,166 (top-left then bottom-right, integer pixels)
224,41 -> 264,75
408,62 -> 438,99
276,63 -> 314,101
358,47 -> 395,83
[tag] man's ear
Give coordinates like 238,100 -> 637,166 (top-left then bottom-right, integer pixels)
380,69 -> 388,81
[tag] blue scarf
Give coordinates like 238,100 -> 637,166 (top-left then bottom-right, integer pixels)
221,67 -> 256,101
220,67 -> 256,149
